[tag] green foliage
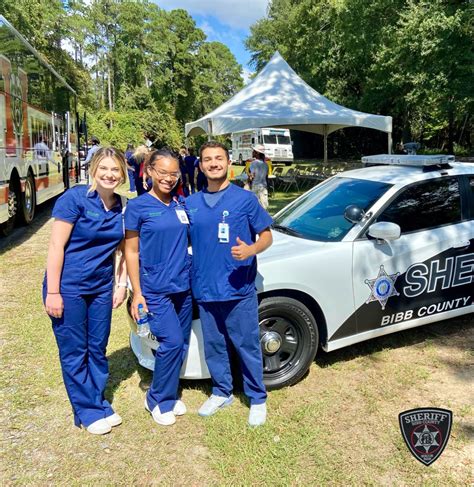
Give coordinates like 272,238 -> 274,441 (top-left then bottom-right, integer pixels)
247,0 -> 473,153
86,107 -> 182,150
1,0 -> 244,149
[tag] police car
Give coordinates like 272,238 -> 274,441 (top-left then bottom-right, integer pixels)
128,155 -> 473,390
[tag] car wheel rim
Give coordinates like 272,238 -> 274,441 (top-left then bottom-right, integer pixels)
259,316 -> 300,374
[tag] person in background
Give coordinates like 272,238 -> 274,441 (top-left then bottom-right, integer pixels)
195,156 -> 207,191
178,146 -> 189,196
249,145 -> 269,209
130,145 -> 149,195
124,149 -> 192,426
125,143 -> 134,162
184,148 -> 198,194
33,136 -> 51,160
124,144 -> 136,193
43,147 -> 128,435
187,141 -> 273,427
84,136 -> 101,167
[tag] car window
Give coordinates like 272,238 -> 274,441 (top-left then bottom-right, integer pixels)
377,177 -> 461,233
274,177 -> 392,242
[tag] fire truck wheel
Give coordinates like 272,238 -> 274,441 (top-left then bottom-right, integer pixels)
1,180 -> 20,236
20,172 -> 36,225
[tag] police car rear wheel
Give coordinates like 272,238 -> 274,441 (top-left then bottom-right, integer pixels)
259,296 -> 319,390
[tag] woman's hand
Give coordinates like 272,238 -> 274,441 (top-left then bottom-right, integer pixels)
45,293 -> 64,318
112,286 -> 127,309
131,293 -> 147,321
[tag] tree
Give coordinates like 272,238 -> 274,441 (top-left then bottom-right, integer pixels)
246,0 -> 472,153
2,0 -> 244,149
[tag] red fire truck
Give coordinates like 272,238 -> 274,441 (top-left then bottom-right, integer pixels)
0,15 -> 81,235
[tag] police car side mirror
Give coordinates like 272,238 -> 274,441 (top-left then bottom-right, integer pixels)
368,222 -> 401,243
344,205 -> 365,223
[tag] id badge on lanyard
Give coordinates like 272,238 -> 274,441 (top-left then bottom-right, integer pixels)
218,210 -> 229,243
173,197 -> 189,224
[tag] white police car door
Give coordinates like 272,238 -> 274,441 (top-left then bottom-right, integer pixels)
349,176 -> 473,340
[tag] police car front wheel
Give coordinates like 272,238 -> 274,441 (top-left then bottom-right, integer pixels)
259,296 -> 319,390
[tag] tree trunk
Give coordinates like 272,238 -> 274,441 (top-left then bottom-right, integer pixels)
108,65 -> 113,112
447,100 -> 454,154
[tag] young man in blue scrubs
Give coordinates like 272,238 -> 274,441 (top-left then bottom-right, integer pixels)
187,141 -> 273,427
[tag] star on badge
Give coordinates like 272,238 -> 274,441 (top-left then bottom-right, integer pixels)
414,425 -> 440,453
365,265 -> 400,310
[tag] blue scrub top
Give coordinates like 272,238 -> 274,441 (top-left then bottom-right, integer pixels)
187,183 -> 273,302
50,185 -> 124,294
124,192 -> 191,295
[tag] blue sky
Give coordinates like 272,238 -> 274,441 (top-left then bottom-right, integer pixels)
156,0 -> 270,81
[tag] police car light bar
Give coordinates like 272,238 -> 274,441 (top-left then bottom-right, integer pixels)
361,154 -> 455,167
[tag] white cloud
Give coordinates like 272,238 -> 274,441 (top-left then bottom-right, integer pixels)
156,0 -> 269,30
242,67 -> 254,85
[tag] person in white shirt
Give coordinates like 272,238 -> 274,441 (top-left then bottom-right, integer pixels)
33,137 -> 51,160
249,145 -> 269,209
84,136 -> 101,165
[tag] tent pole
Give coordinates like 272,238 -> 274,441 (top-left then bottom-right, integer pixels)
207,120 -> 213,141
388,132 -> 392,154
323,125 -> 328,164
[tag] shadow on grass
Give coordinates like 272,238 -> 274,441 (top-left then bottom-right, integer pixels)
315,314 -> 473,382
106,343 -> 254,409
0,199 -> 56,255
105,313 -> 472,406
105,345 -> 152,404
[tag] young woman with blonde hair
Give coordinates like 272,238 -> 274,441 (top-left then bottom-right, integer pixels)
43,147 -> 128,435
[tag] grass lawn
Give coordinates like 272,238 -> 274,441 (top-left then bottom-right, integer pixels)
0,193 -> 472,485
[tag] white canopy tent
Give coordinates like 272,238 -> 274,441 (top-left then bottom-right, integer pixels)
185,52 -> 392,162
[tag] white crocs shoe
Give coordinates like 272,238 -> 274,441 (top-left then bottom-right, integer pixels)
248,403 -> 267,427
105,413 -> 122,427
144,398 -> 176,426
86,418 -> 112,435
198,394 -> 234,417
173,400 -> 187,416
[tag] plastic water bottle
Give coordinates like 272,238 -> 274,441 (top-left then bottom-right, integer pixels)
136,303 -> 150,337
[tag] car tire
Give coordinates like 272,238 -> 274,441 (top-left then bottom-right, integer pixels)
20,171 -> 36,225
259,296 -> 319,390
1,180 -> 20,236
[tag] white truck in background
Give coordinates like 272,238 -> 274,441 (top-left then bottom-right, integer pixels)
231,127 -> 293,164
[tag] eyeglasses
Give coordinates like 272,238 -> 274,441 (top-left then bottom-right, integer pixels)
151,167 -> 180,180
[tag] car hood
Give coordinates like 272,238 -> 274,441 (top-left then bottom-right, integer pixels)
257,228 -> 338,264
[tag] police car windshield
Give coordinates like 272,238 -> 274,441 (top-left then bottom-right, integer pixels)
274,177 -> 392,242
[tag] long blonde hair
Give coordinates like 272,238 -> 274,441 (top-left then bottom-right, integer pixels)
132,145 -> 149,165
88,147 -> 127,193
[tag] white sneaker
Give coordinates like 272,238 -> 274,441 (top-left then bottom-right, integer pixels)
86,418 -> 112,435
198,394 -> 234,417
144,398 -> 176,426
248,403 -> 267,427
173,400 -> 187,416
105,413 -> 122,427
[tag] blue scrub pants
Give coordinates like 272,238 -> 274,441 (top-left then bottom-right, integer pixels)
44,289 -> 114,427
198,293 -> 267,405
127,168 -> 136,192
145,290 -> 193,413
